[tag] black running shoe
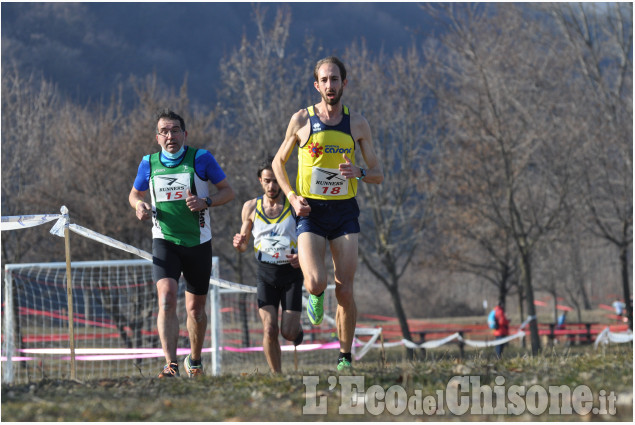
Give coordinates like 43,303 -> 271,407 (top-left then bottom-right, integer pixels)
158,362 -> 180,378
293,329 -> 304,346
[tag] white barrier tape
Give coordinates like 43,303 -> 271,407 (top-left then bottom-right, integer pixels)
519,315 -> 536,329
67,223 -> 153,261
594,327 -> 633,349
354,328 -> 531,361
605,329 -> 632,343
49,215 -> 67,237
353,327 -> 383,361
402,332 -> 462,349
210,277 -> 257,293
380,341 -> 407,349
355,327 -> 382,336
459,330 -> 526,348
1,214 -> 61,231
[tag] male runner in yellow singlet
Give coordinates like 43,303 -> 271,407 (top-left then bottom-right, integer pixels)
273,56 -> 384,371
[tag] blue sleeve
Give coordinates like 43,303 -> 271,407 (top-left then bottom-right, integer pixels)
195,149 -> 227,184
133,155 -> 151,191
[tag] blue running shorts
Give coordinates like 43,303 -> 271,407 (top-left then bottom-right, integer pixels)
296,197 -> 360,240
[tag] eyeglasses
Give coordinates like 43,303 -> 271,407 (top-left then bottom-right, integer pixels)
156,128 -> 183,137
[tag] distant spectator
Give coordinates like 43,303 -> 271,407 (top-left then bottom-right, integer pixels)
613,300 -> 626,316
492,300 -> 510,358
556,311 -> 567,329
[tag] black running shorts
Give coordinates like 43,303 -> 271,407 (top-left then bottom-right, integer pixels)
256,261 -> 303,311
152,238 -> 212,295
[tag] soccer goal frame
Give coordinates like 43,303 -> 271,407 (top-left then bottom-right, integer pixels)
2,258 -> 222,383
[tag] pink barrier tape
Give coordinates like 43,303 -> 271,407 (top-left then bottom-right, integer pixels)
6,340 -> 345,362
1,356 -> 34,361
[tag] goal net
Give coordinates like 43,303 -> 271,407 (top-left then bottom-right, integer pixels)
2,259 -> 343,383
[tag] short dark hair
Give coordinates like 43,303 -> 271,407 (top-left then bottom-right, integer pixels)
257,156 -> 274,178
156,109 -> 186,131
313,56 -> 347,82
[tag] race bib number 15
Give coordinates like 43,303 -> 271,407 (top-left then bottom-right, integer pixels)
154,173 -> 190,202
309,167 -> 348,197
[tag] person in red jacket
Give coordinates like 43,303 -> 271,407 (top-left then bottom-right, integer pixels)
493,300 -> 510,358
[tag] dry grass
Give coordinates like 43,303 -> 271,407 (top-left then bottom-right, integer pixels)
2,344 -> 632,421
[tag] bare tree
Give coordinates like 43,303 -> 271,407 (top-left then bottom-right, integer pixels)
424,4 -> 579,354
548,2 -> 633,330
1,66 -> 60,263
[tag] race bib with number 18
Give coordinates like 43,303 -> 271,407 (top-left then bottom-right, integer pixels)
309,167 -> 348,197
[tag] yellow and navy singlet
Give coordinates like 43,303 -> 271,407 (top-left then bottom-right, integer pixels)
296,105 -> 357,200
252,196 -> 298,265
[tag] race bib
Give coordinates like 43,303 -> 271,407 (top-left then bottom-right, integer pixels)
309,167 -> 348,197
260,235 -> 291,263
153,173 -> 190,202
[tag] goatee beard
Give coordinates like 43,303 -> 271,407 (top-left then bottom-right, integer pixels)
267,189 -> 281,200
324,90 -> 342,105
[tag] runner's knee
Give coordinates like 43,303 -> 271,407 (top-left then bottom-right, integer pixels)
335,283 -> 354,306
280,321 -> 299,340
157,292 -> 178,313
304,273 -> 327,294
186,307 -> 207,323
263,322 -> 279,340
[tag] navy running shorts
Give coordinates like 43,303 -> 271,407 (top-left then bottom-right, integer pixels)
256,262 -> 303,311
152,238 -> 212,295
296,197 -> 360,240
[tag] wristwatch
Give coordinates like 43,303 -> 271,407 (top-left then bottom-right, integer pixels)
357,168 -> 367,181
205,197 -> 212,207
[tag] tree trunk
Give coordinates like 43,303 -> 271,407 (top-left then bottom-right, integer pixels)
520,254 -> 541,355
387,282 -> 414,359
570,239 -> 591,310
620,243 -> 633,331
517,281 -> 526,348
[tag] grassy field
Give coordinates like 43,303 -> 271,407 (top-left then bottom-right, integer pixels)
1,344 -> 632,421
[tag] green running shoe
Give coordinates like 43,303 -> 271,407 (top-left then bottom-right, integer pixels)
307,293 -> 324,325
337,358 -> 352,371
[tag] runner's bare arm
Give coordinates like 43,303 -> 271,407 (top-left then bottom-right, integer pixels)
210,178 -> 235,206
349,113 -> 384,184
129,187 -> 151,221
233,198 -> 256,253
273,110 -> 312,216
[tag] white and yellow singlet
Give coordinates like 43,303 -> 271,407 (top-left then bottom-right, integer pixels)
252,196 -> 298,265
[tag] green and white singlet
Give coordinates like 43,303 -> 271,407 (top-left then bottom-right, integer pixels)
149,147 -> 211,247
